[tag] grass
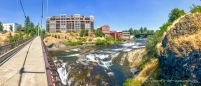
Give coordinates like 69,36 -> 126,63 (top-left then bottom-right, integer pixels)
88,38 -> 92,42
124,58 -> 159,86
70,33 -> 74,36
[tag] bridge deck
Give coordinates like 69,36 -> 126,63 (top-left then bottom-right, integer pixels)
0,36 -> 47,86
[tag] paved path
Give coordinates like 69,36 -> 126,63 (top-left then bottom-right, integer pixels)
0,36 -> 47,86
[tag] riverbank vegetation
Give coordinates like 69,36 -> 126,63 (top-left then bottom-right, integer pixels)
124,4 -> 201,86
95,35 -> 123,45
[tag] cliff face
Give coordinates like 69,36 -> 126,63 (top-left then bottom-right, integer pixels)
160,13 -> 201,85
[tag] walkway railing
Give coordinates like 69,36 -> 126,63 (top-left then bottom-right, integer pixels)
41,36 -> 62,86
0,37 -> 34,55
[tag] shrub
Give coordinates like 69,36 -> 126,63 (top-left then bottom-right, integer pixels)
58,35 -> 60,39
70,33 -> 74,36
79,38 -> 87,42
114,40 -> 123,44
67,40 -> 81,46
2,30 -> 7,34
45,40 -> 48,43
88,38 -> 92,42
95,39 -> 109,45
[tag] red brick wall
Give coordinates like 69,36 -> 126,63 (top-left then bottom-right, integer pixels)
99,25 -> 110,33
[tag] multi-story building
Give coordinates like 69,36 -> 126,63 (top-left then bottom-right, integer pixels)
46,14 -> 94,33
3,23 -> 20,33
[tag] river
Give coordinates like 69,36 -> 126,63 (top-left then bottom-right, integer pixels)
49,38 -> 147,86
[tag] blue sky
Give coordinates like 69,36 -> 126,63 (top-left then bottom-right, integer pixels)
0,0 -> 200,31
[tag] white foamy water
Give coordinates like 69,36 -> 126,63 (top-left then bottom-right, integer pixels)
71,48 -> 80,51
120,42 -> 136,47
65,50 -> 71,52
55,38 -> 147,85
122,48 -> 132,52
120,53 -> 127,65
111,48 -> 123,51
86,52 -> 120,69
95,54 -> 109,60
57,63 -> 68,85
108,72 -> 114,76
132,46 -> 141,49
67,54 -> 80,57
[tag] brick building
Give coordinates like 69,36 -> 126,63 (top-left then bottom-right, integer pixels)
46,14 -> 94,33
98,25 -> 122,40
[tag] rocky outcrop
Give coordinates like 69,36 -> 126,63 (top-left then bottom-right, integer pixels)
160,13 -> 201,85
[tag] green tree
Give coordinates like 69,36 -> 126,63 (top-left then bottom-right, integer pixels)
190,4 -> 201,13
143,27 -> 147,33
80,29 -> 85,37
9,25 -> 13,32
41,29 -> 46,36
2,30 -> 7,34
106,35 -> 114,43
18,31 -> 24,40
17,25 -> 22,32
129,28 -> 134,34
30,22 -> 34,29
0,21 -> 3,31
24,16 -> 30,28
95,29 -> 103,37
168,8 -> 185,22
24,16 -> 31,34
35,25 -> 39,35
140,27 -> 143,33
85,30 -> 89,36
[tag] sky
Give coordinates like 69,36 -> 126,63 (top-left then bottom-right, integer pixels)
0,0 -> 201,31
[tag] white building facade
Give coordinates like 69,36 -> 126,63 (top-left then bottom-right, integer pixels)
3,23 -> 20,33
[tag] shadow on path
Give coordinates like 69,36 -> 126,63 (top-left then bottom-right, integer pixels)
18,40 -> 33,86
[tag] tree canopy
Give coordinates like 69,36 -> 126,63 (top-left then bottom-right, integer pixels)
80,29 -> 89,37
124,27 -> 154,35
95,29 -> 103,37
24,16 -> 30,28
168,8 -> 185,22
190,4 -> 201,13
0,21 -> 3,31
17,25 -> 22,31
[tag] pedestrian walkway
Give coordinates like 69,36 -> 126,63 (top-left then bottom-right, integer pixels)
0,36 -> 47,86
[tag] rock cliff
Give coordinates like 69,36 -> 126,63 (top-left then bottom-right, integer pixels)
160,13 -> 201,85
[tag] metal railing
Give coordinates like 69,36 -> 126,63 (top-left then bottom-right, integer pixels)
0,37 -> 35,56
41,36 -> 62,86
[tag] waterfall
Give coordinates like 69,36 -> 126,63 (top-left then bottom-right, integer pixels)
120,53 -> 127,65
57,62 -> 71,85
86,51 -> 119,69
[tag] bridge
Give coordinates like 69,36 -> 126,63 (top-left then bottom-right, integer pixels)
134,33 -> 154,38
0,36 -> 62,86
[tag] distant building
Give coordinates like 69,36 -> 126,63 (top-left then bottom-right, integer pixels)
46,14 -> 94,33
98,25 -> 122,40
3,23 -> 20,33
122,31 -> 131,39
110,31 -> 123,40
98,25 -> 110,34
